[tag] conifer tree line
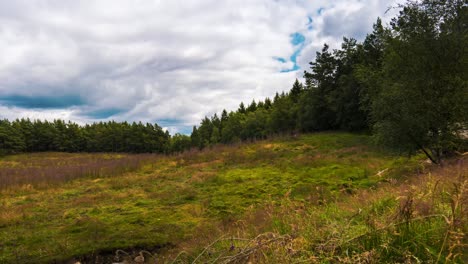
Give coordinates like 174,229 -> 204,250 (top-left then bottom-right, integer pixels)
0,119 -> 170,154
0,0 -> 466,162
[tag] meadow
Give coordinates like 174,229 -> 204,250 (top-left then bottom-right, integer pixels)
0,132 -> 466,263
0,153 -> 158,190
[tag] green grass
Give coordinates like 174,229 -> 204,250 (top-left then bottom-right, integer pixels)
0,132 -> 447,263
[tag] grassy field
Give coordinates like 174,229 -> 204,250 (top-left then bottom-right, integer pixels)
0,132 -> 466,263
0,152 -> 158,189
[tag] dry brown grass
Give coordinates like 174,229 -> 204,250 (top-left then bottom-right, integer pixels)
0,152 -> 159,190
187,171 -> 218,183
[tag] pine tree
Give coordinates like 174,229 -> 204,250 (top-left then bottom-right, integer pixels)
290,79 -> 303,103
246,100 -> 257,112
238,102 -> 246,114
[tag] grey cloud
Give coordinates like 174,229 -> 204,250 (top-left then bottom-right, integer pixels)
0,0 -> 400,133
295,0 -> 403,76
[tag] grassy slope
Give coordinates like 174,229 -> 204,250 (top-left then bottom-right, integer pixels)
0,132 -> 465,263
189,157 -> 466,264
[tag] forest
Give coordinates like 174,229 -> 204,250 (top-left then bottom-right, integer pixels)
0,0 -> 467,163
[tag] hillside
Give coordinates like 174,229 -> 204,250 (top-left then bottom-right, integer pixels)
1,132 -> 465,263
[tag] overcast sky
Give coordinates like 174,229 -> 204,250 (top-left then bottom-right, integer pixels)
0,0 -> 401,134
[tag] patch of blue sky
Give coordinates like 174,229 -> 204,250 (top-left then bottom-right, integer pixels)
290,48 -> 302,64
0,94 -> 85,109
157,118 -> 193,135
84,108 -> 124,119
157,118 -> 183,125
280,47 -> 303,72
273,57 -> 287,63
174,125 -> 193,135
280,65 -> 300,73
278,32 -> 306,72
307,16 -> 313,30
290,32 -> 305,46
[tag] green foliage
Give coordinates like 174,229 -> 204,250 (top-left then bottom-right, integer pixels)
364,0 -> 467,163
0,119 -> 170,154
290,78 -> 303,103
0,120 -> 25,154
302,44 -> 339,131
170,133 -> 192,153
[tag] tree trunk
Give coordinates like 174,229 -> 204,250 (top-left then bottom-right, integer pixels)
407,133 -> 439,164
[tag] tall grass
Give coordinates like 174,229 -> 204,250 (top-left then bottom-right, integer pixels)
0,153 -> 159,190
1,132 -> 456,263
168,158 -> 467,263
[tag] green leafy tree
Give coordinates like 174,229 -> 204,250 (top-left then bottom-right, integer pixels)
355,17 -> 390,118
171,133 -> 192,152
370,0 -> 467,163
221,112 -> 243,143
242,110 -> 268,140
197,117 -> 214,148
269,93 -> 294,134
210,127 -> 221,144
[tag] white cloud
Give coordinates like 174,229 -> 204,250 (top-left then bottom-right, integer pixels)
0,0 -> 403,134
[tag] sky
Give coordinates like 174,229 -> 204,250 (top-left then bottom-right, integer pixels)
0,0 -> 402,134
